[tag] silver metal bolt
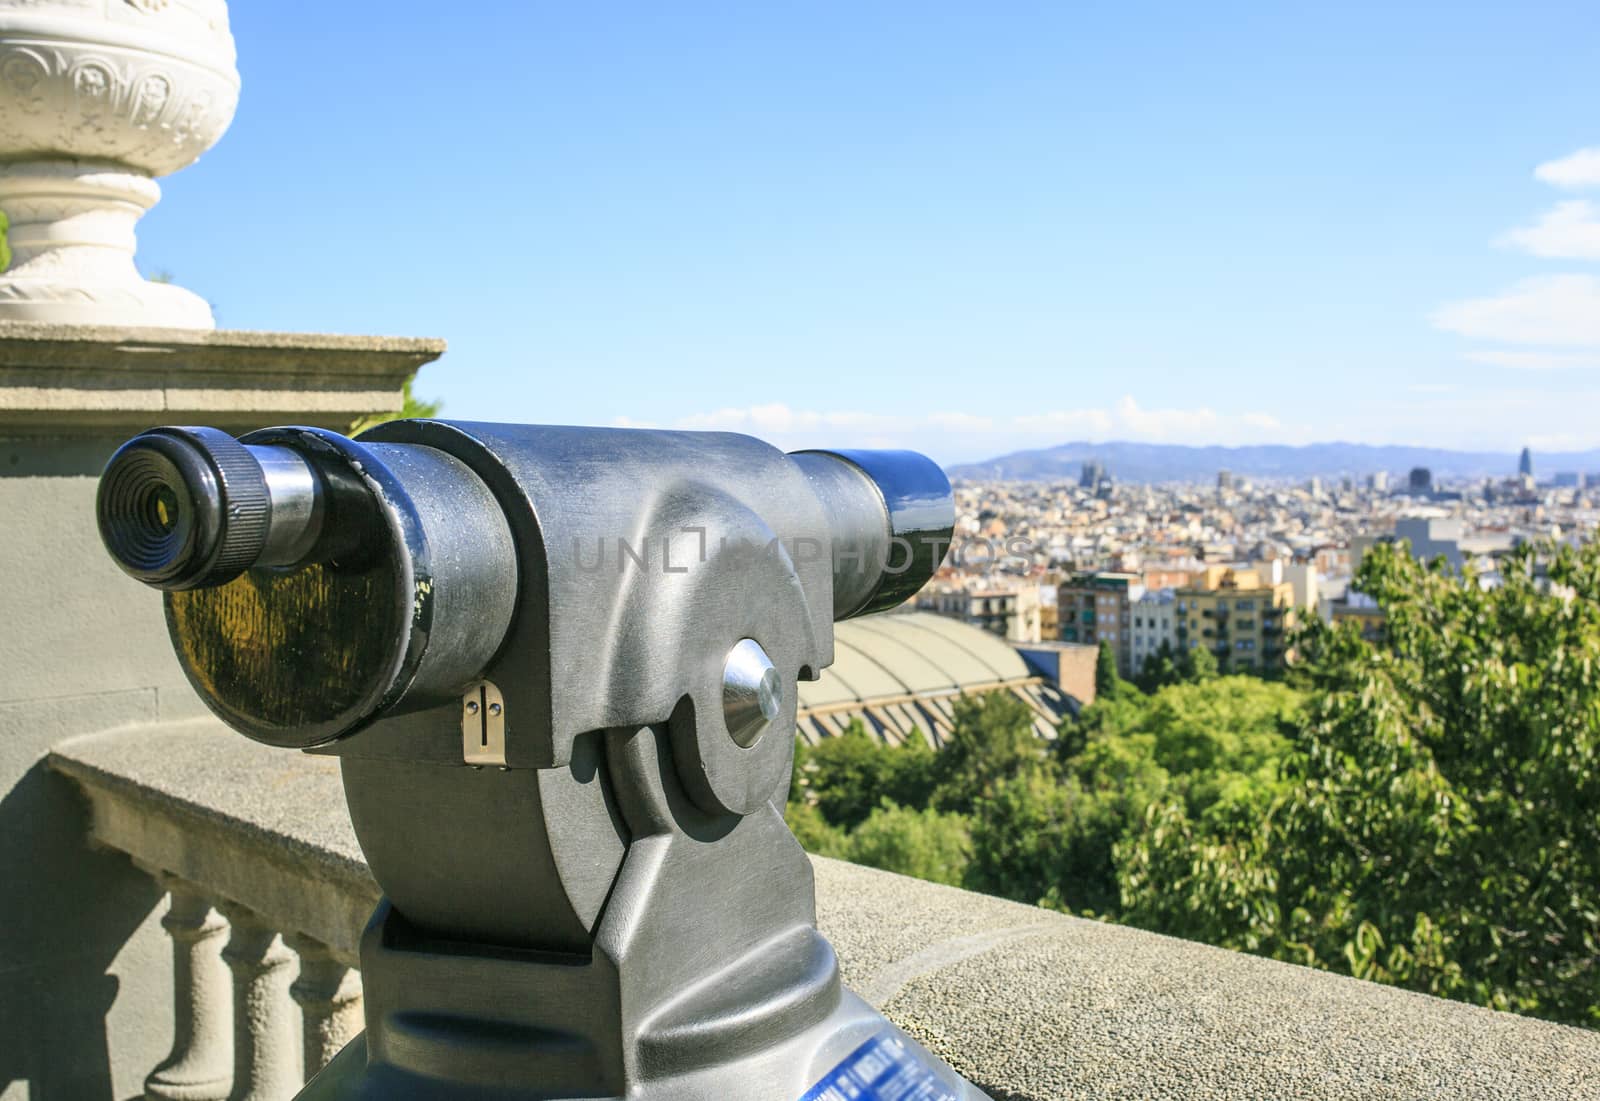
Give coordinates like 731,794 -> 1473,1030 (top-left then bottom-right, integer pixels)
465,699 -> 480,715
722,638 -> 782,748
488,701 -> 502,717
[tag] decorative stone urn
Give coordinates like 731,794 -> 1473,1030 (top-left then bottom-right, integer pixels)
0,0 -> 239,328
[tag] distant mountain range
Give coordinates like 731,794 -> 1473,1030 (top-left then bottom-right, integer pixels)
945,442 -> 1600,484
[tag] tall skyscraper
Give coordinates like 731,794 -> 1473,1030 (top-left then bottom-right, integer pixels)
1519,447 -> 1533,478
1409,467 -> 1433,495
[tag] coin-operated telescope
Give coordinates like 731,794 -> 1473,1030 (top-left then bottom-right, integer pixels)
97,419 -> 986,1101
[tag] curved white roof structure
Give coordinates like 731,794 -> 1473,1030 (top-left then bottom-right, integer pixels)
796,612 -> 1068,747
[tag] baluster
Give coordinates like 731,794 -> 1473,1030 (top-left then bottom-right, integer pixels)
219,905 -> 302,1101
286,936 -> 363,1079
143,872 -> 233,1101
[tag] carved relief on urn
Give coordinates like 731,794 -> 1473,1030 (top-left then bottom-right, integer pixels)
0,0 -> 240,328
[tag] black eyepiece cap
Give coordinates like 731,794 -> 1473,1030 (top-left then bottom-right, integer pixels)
97,426 -> 271,590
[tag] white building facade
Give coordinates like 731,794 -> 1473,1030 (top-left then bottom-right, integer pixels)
1129,589 -> 1178,672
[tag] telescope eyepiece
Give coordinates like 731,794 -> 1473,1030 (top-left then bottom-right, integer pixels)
97,426 -> 273,590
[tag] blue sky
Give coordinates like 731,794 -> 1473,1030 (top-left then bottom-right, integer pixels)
145,2 -> 1600,463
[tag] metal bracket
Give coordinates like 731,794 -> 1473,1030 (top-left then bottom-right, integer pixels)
461,680 -> 506,767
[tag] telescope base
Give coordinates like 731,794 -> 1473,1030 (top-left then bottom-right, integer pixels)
295,988 -> 991,1101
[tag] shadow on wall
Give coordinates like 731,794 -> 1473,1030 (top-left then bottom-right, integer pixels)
0,760 -> 162,1099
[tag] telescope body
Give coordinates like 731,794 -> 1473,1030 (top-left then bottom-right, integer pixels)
97,420 -> 984,1101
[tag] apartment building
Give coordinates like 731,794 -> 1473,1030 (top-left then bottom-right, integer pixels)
1175,566 -> 1296,673
924,585 -> 1044,643
1326,589 -> 1386,643
1140,566 -> 1200,591
1056,572 -> 1143,673
1129,588 -> 1178,674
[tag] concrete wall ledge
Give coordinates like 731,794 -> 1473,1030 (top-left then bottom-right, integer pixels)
0,321 -> 446,433
50,721 -> 1600,1100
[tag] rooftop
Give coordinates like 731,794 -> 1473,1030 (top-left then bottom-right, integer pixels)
795,613 -> 1068,745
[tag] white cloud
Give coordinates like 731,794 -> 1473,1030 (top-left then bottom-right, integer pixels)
673,404 -> 899,434
926,411 -> 996,432
1014,399 -> 1280,444
1432,274 -> 1600,347
1440,149 -> 1600,371
1535,147 -> 1600,190
1466,349 -> 1600,370
1111,395 -> 1222,440
1527,431 -> 1599,451
1498,200 -> 1600,259
616,393 -> 1600,460
1324,388 -> 1600,452
617,397 -> 1297,460
1012,408 -> 1115,436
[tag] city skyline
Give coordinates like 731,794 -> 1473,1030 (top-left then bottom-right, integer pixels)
944,437 -> 1599,484
142,2 -> 1600,462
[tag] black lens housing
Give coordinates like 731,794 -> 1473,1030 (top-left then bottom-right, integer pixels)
97,426 -> 271,590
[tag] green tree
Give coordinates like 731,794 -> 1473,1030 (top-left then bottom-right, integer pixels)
965,769 -> 1142,914
1116,786 -> 1284,953
1044,674 -> 1292,915
798,720 -> 937,830
784,799 -> 848,858
966,769 -> 1078,906
1121,540 -> 1600,1027
1135,641 -> 1183,693
1129,677 -> 1297,812
1094,640 -> 1123,698
1055,679 -> 1148,766
932,691 -> 1051,814
1180,644 -> 1219,682
1062,673 -> 1293,793
847,802 -> 971,886
351,376 -> 443,434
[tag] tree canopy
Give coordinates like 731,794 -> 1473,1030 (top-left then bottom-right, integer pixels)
789,662 -> 1295,919
787,542 -> 1600,1028
1120,540 -> 1600,1027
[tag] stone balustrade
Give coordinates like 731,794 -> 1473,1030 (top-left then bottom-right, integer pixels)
52,721 -> 377,1100
50,719 -> 1600,1100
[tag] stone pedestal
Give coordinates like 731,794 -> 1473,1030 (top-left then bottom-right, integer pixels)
0,0 -> 241,327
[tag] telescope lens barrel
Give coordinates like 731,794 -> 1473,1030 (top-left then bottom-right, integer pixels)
790,448 -> 954,619
97,426 -> 325,591
95,420 -> 952,752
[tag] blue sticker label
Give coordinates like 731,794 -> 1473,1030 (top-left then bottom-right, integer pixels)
799,1030 -> 960,1101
